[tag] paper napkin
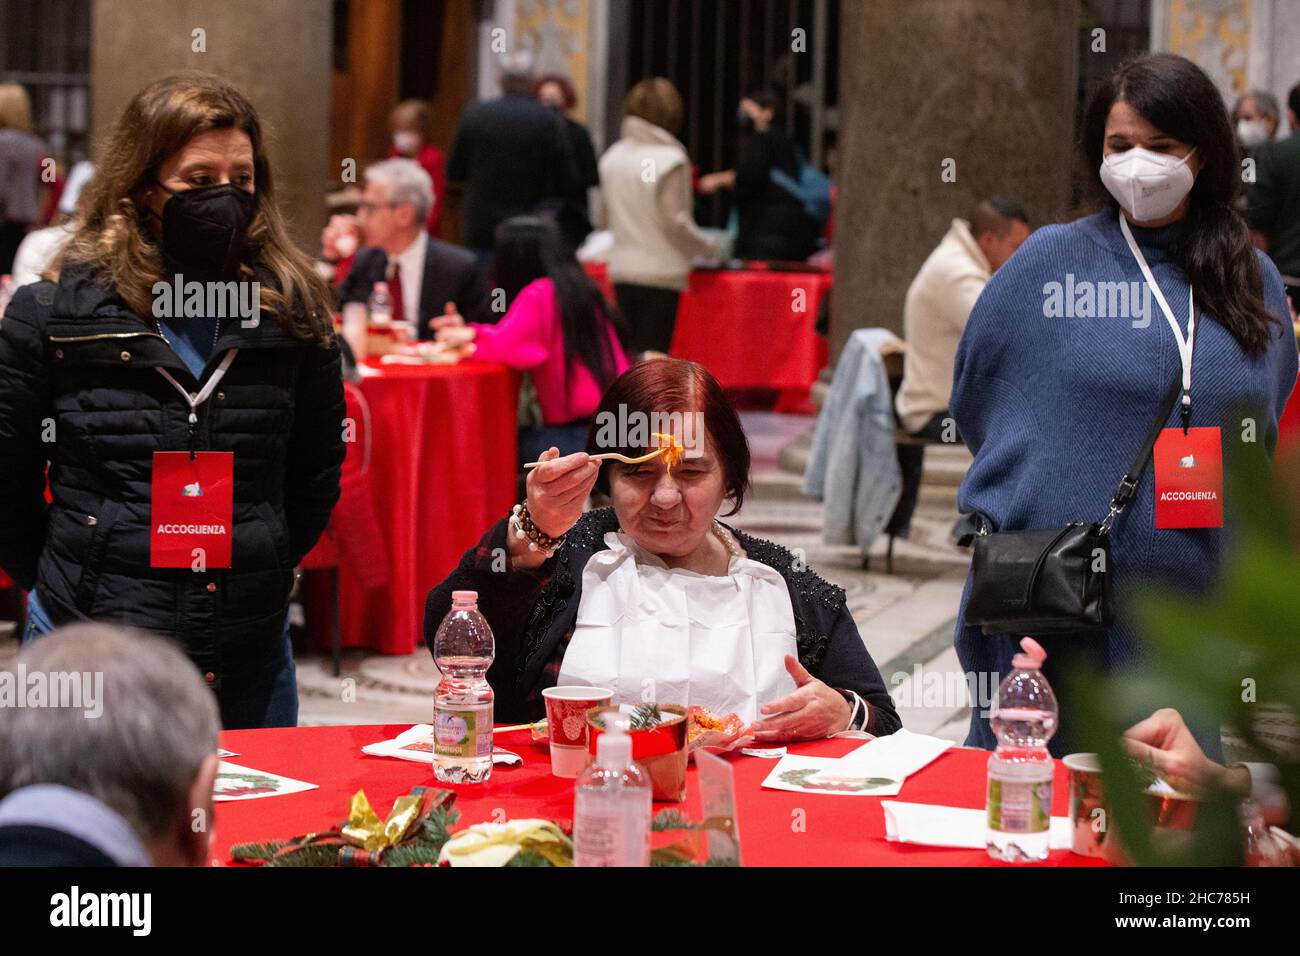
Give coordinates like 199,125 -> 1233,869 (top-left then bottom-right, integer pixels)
882,800 -> 1072,850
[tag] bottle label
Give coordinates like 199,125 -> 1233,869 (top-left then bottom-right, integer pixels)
574,796 -> 651,867
986,777 -> 1051,833
433,706 -> 493,759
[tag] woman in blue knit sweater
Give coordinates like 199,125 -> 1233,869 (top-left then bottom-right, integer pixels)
952,54 -> 1298,758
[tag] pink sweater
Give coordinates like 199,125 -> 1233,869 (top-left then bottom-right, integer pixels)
470,278 -> 631,425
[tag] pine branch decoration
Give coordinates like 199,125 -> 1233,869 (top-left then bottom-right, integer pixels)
230,839 -> 288,862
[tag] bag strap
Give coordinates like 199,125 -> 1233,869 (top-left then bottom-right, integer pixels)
1099,373 -> 1185,535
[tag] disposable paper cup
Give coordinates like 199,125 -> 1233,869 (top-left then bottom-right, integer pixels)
542,686 -> 613,778
1064,752 -> 1108,858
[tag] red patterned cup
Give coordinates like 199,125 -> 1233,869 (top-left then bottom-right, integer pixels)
542,686 -> 613,778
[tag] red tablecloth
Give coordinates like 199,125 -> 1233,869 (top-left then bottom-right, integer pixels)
330,362 -> 518,655
1279,369 -> 1300,459
586,263 -> 829,396
212,724 -> 1102,867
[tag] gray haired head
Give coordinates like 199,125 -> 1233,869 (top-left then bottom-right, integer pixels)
364,157 -> 435,225
499,49 -> 536,95
0,624 -> 219,842
1234,89 -> 1281,123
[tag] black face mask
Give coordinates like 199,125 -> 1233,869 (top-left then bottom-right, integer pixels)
150,181 -> 256,280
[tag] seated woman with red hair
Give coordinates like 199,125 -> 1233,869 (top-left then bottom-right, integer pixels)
425,358 -> 901,741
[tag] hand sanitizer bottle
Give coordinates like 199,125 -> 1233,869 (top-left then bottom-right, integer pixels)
574,717 -> 652,867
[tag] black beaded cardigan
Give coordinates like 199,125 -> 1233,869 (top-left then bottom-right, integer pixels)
424,507 -> 902,734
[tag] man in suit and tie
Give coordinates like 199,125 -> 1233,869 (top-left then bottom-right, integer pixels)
339,159 -> 493,336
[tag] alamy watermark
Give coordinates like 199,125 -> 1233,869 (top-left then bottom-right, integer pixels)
1042,275 -> 1153,328
0,665 -> 103,718
890,663 -> 998,718
591,404 -> 706,458
152,273 -> 261,328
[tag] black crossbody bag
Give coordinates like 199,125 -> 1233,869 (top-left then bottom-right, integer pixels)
964,374 -> 1183,636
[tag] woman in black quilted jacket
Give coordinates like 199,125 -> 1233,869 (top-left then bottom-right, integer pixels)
0,73 -> 345,729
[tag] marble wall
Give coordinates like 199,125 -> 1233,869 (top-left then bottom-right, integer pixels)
830,0 -> 1080,350
1153,0 -> 1300,133
89,0 -> 332,250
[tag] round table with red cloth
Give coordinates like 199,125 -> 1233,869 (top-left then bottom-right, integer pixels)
211,724 -> 1102,867
585,263 -> 830,402
322,361 -> 518,655
1279,368 -> 1300,459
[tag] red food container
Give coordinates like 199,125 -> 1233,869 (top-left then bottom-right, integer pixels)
587,704 -> 688,803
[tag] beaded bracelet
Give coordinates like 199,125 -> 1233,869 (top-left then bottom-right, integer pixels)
511,502 -> 566,554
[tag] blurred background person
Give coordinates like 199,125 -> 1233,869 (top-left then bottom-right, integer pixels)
8,155 -> 95,288
1245,81 -> 1300,314
896,197 -> 1030,441
535,72 -> 599,253
0,625 -> 220,867
9,181 -> 92,291
340,158 -> 491,336
1233,89 -> 1282,161
447,51 -> 578,274
435,216 -> 631,464
317,211 -> 362,286
0,84 -> 48,276
697,88 -> 821,262
600,77 -> 723,355
0,72 -> 345,730
388,98 -> 445,238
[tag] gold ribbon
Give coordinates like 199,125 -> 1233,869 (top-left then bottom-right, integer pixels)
341,789 -> 431,852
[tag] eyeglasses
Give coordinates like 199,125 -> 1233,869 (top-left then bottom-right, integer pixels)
356,201 -> 399,214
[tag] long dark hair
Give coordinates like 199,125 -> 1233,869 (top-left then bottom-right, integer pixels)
56,72 -> 334,343
492,216 -> 631,389
1079,53 -> 1278,356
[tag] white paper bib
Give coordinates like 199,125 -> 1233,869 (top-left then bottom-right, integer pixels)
557,531 -> 798,723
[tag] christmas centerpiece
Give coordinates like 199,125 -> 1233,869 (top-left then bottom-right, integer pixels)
228,785 -> 737,867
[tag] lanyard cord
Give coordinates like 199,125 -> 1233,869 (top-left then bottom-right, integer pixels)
1118,211 -> 1195,434
156,349 -> 239,459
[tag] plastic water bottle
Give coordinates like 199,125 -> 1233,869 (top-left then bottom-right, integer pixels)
368,281 -> 393,328
574,718 -> 652,867
432,590 -> 494,784
986,637 -> 1058,862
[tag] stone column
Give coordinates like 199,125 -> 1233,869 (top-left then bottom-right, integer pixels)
831,0 -> 1079,355
90,0 -> 332,250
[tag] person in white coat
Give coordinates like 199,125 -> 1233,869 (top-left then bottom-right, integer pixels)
895,198 -> 1030,441
598,78 -> 723,355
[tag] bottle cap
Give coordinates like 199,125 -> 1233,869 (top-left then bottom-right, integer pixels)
597,715 -> 632,768
451,590 -> 478,606
1012,636 -> 1047,670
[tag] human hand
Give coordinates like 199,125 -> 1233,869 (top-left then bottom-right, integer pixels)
430,301 -> 464,331
1122,708 -> 1250,799
435,324 -> 475,348
738,98 -> 770,132
523,447 -> 599,539
696,170 -> 735,195
749,655 -> 852,742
